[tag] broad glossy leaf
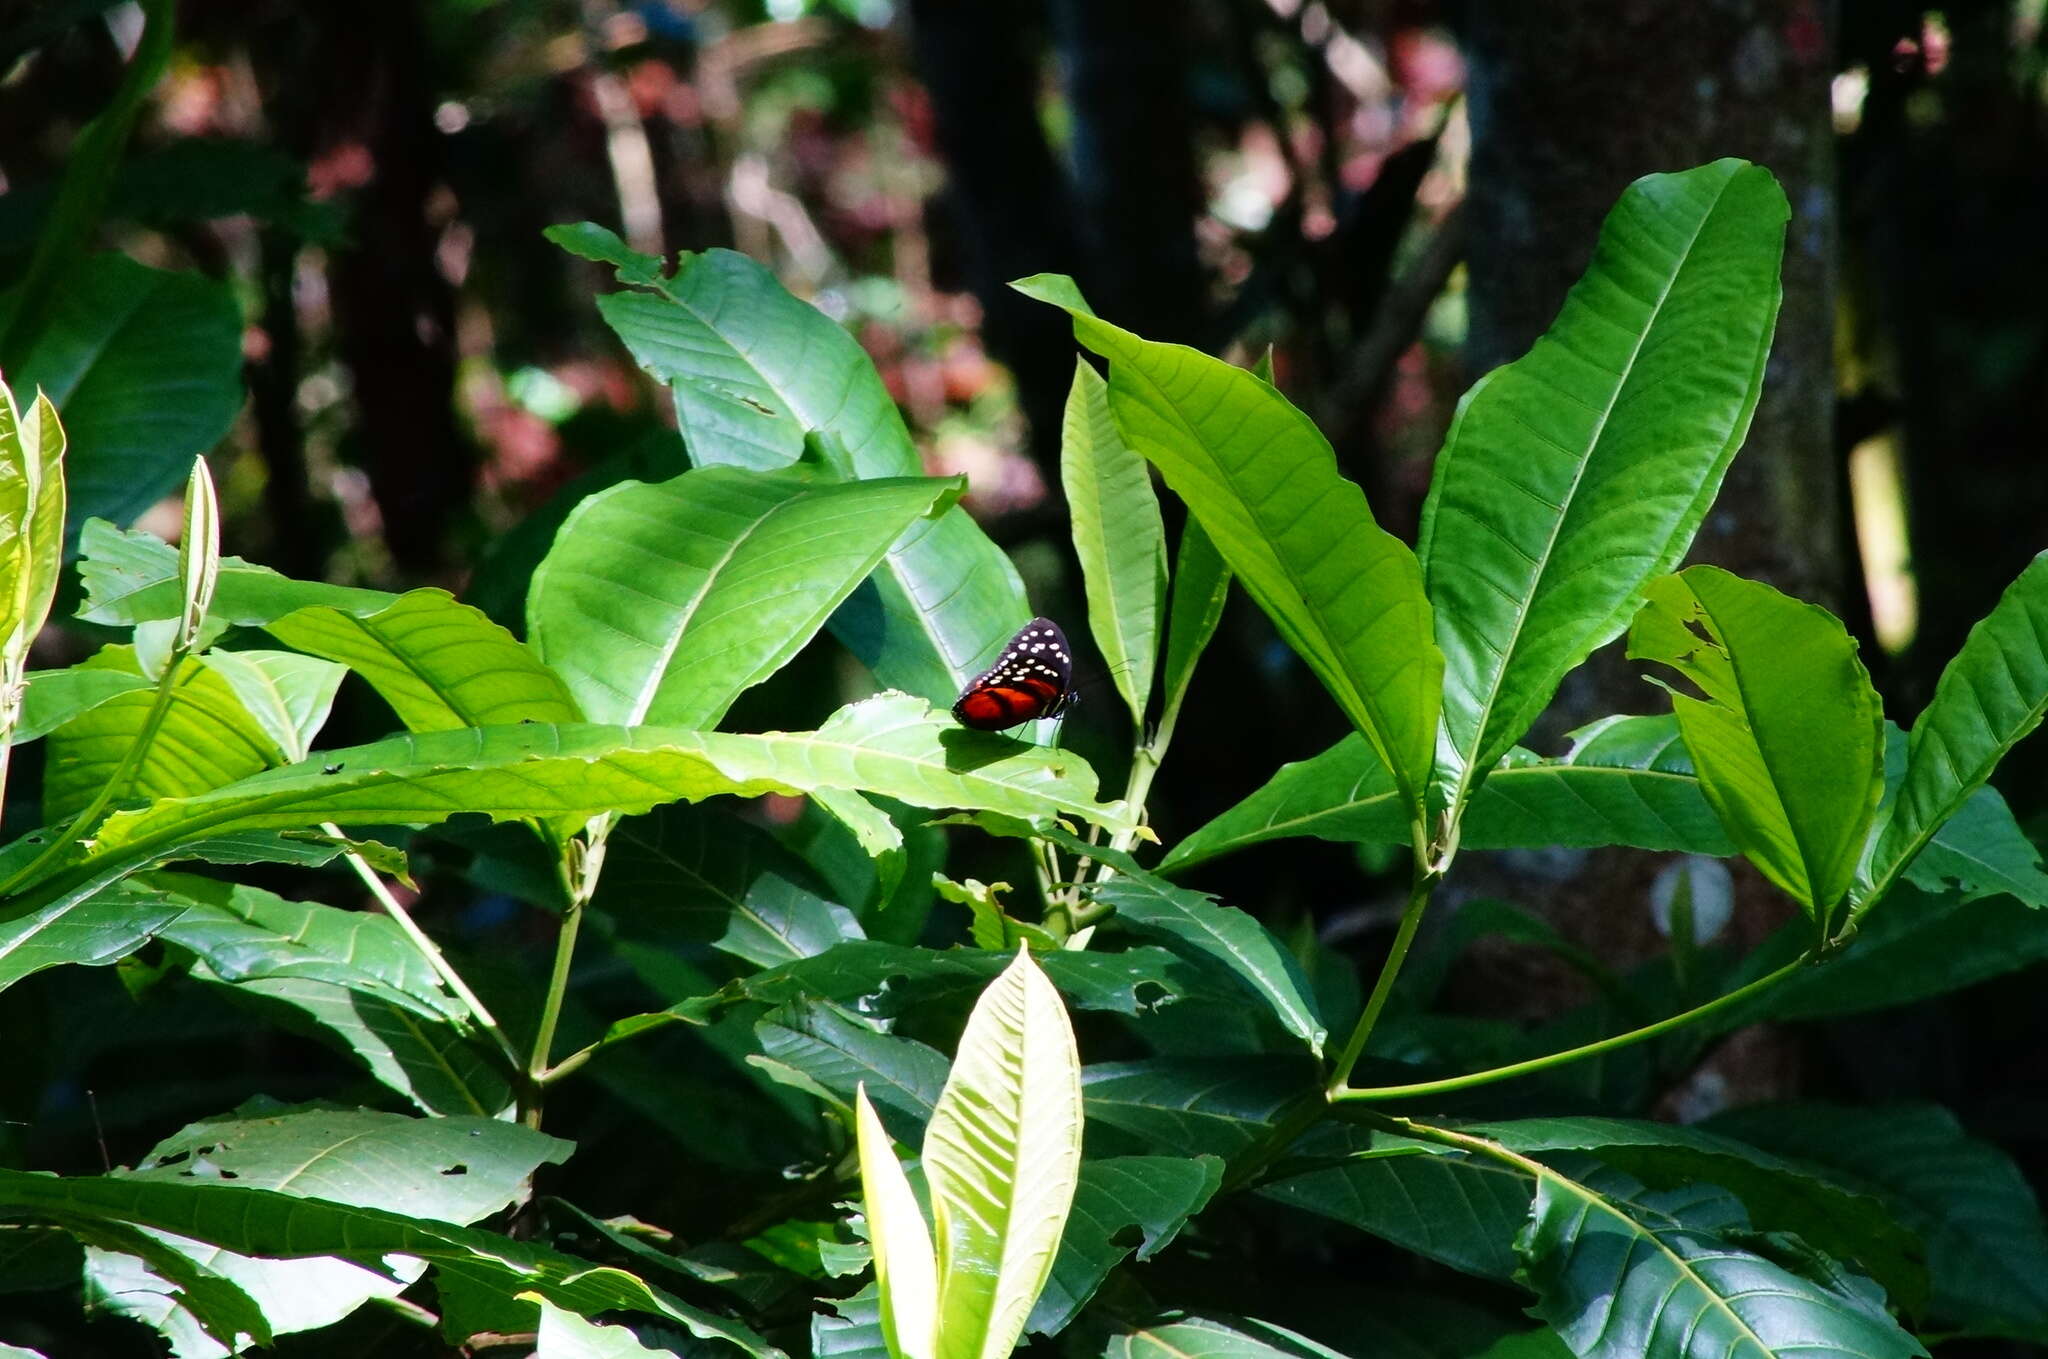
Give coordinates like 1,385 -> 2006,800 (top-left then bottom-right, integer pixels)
1868,721 -> 2048,908
42,646 -> 284,822
0,1169 -> 782,1357
600,802 -> 861,969
267,588 -> 579,732
199,649 -> 344,764
1028,1155 -> 1223,1336
1100,1313 -> 1355,1359
856,1089 -> 939,1359
740,940 -> 1219,1020
528,467 -> 958,728
86,1102 -> 571,1357
1026,290 -> 1440,817
926,948 -> 1082,1359
1470,1115 -> 1923,1313
0,875 -> 188,990
757,997 -> 948,1145
817,1284 -> 890,1359
535,1299 -> 681,1358
24,698 -> 1130,921
0,384 -> 65,666
1164,714 -> 1729,871
0,254 -> 240,539
550,227 -> 1027,701
1709,1102 -> 2048,1341
1082,1058 -> 1317,1164
1864,553 -> 2048,908
77,520 -> 394,627
1087,872 -> 1325,1055
1628,566 -> 1882,919
1518,1169 -> 1924,1359
16,665 -> 150,741
1062,361 -> 1166,731
1419,160 -> 1787,805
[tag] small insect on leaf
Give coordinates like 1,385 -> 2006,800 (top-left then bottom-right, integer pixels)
952,618 -> 1076,732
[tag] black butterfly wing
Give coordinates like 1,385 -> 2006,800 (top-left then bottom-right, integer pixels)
952,618 -> 1075,731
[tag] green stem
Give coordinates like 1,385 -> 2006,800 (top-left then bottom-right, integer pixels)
1332,954 -> 1811,1103
1323,862 -> 1437,1094
326,822 -> 520,1073
1,655 -> 185,897
526,821 -> 609,1123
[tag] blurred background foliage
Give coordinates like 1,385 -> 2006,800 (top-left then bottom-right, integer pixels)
3,1 -> 2048,1348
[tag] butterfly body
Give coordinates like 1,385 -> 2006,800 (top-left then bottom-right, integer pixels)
952,618 -> 1075,731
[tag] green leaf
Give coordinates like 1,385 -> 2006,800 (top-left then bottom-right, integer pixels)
0,1169 -> 783,1357
925,948 -> 1083,1359
1863,552 -> 2048,908
1087,872 -> 1325,1055
1628,566 -> 1882,920
1159,518 -> 1230,730
199,650 -> 345,763
27,699 -> 1131,921
535,1298 -> 683,1357
0,384 -> 66,668
42,646 -> 286,823
1082,1058 -> 1317,1164
1037,301 -> 1441,819
1418,160 -> 1787,807
1062,361 -> 1166,731
1164,714 -> 1730,871
600,802 -> 862,969
267,588 -> 580,733
1518,1167 -> 1925,1359
857,1087 -> 940,1359
529,466 -> 958,728
0,254 -> 241,540
176,455 -> 221,650
16,665 -> 150,741
85,1101 -> 572,1357
756,997 -> 948,1145
0,875 -> 189,991
1099,1313 -> 1356,1359
77,520 -> 395,628
1028,1155 -> 1223,1336
549,231 -> 1028,701
1708,1102 -> 2048,1341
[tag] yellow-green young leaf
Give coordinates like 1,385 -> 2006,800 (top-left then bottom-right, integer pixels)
177,456 -> 221,652
1062,362 -> 1165,733
925,947 -> 1082,1359
0,385 -> 67,666
856,1086 -> 939,1359
1627,566 -> 1882,921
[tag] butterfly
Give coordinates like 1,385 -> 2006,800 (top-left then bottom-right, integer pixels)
952,618 -> 1076,731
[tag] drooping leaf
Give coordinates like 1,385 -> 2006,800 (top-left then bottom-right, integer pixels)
534,1298 -> 684,1358
0,1169 -> 783,1357
1517,1167 -> 1925,1359
197,650 -> 345,764
1418,160 -> 1787,807
266,588 -> 580,733
925,948 -> 1083,1359
528,467 -> 959,728
1863,552 -> 2048,909
1709,1101 -> 2048,1342
1099,1313 -> 1358,1359
84,1102 -> 572,1358
756,997 -> 949,1146
1082,1058 -> 1318,1165
1627,566 -> 1883,921
1062,361 -> 1166,731
1163,714 -> 1729,871
1028,1155 -> 1224,1336
548,227 -> 1028,701
1023,286 -> 1440,819
1086,872 -> 1325,1055
0,875 -> 190,991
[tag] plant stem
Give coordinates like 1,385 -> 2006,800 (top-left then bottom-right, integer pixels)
1,656 -> 185,896
1331,954 -> 1811,1103
326,822 -> 520,1072
1323,862 -> 1437,1094
526,821 -> 609,1124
